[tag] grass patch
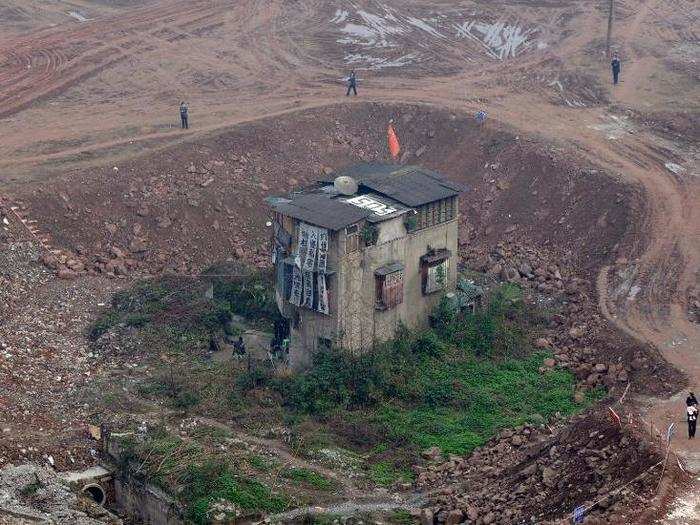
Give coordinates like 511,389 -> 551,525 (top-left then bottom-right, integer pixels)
183,461 -> 289,523
368,461 -> 414,487
390,509 -> 416,524
248,454 -> 278,472
115,430 -> 289,524
271,283 -> 597,457
282,468 -> 333,490
89,264 -> 281,343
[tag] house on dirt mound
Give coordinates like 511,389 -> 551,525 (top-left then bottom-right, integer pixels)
267,163 -> 465,368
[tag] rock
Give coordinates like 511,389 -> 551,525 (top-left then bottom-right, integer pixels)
617,370 -> 628,382
519,262 -> 533,277
536,338 -> 550,349
421,446 -> 442,461
542,466 -> 558,488
40,254 -> 60,269
105,222 -> 118,235
501,429 -> 514,439
631,358 -> 646,370
543,358 -> 556,368
445,509 -> 463,525
511,435 -> 524,447
466,506 -> 478,521
109,246 -> 126,259
568,327 -> 584,340
420,508 -> 434,525
322,166 -> 334,176
594,363 -> 607,373
482,511 -> 497,524
156,217 -> 172,228
136,205 -> 149,217
129,238 -> 148,253
56,267 -> 76,280
574,390 -> 586,403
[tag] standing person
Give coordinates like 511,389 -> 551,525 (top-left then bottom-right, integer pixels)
688,404 -> 698,439
180,101 -> 189,129
687,391 -> 698,407
346,70 -> 357,96
611,53 -> 621,85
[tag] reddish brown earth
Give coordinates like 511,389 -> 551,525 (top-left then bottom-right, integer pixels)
0,0 -> 698,522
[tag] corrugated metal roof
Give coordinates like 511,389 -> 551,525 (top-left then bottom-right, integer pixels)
270,193 -> 370,230
333,163 -> 466,207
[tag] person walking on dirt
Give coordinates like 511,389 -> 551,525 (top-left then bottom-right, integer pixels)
611,53 -> 621,85
688,404 -> 698,439
180,101 -> 189,129
687,391 -> 698,407
346,70 -> 358,96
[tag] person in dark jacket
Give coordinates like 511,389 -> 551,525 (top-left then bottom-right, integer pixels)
180,101 -> 189,129
346,71 -> 357,96
688,405 -> 698,439
611,53 -> 621,85
687,391 -> 698,407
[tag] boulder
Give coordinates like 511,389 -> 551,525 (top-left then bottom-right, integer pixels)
421,446 -> 442,462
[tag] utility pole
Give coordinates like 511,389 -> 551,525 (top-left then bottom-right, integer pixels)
606,0 -> 615,56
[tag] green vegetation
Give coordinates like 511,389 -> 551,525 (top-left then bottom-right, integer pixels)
390,509 -> 416,524
183,461 -> 289,523
248,454 -> 277,472
368,461 -> 413,487
282,468 -> 333,490
271,283 -> 592,456
89,265 -> 280,342
115,431 -> 289,524
100,272 -> 599,520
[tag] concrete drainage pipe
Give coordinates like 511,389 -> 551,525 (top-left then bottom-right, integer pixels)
82,483 -> 106,506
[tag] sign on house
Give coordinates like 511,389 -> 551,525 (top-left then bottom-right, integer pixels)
344,195 -> 398,217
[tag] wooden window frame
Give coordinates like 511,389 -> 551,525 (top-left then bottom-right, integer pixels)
375,268 -> 404,310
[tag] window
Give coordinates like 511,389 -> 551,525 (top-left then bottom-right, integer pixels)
413,197 -> 456,231
345,224 -> 359,253
421,249 -> 451,295
375,263 -> 404,310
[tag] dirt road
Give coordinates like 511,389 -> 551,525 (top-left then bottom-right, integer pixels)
1,0 -> 698,520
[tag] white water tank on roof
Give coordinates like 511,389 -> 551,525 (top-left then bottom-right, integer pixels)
334,176 -> 358,196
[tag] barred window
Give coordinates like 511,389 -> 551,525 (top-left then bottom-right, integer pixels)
420,249 -> 451,295
375,263 -> 404,310
345,224 -> 359,253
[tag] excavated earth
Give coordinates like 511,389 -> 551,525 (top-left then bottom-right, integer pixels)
1,0 -> 698,522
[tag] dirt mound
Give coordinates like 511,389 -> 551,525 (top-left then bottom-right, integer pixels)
418,407 -> 665,524
7,103 -> 638,279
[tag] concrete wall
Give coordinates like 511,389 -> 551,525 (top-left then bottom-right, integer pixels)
334,215 -> 459,354
113,475 -> 183,525
285,205 -> 459,366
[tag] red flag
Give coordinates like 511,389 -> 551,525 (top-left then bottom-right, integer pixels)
387,123 -> 400,159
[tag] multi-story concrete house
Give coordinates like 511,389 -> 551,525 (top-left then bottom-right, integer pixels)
267,163 -> 463,368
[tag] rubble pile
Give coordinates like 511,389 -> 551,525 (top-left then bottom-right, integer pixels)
461,240 -> 679,396
0,463 -> 120,524
416,409 -> 663,524
0,231 -> 122,470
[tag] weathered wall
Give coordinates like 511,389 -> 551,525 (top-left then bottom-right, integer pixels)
112,475 -> 183,525
335,216 -> 458,354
